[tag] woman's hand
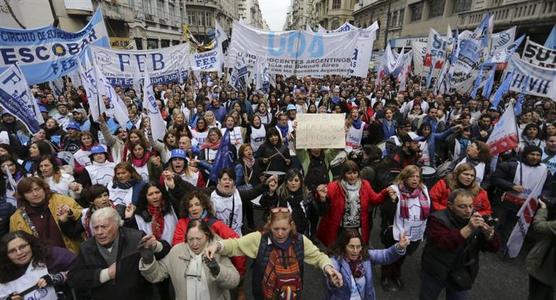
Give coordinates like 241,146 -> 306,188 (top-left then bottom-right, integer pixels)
204,243 -> 220,260
539,199 -> 547,209
69,182 -> 82,192
324,265 -> 343,288
125,204 -> 136,219
56,205 -> 73,222
316,184 -> 328,201
397,230 -> 410,250
162,170 -> 175,189
266,175 -> 278,192
387,187 -> 397,202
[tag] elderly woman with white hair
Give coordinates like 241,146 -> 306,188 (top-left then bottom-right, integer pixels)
67,207 -> 171,300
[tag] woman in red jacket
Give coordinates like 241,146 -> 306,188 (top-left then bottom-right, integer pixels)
430,162 -> 492,216
316,160 -> 390,247
172,189 -> 246,277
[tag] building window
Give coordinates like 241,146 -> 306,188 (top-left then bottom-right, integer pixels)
135,38 -> 143,50
161,39 -> 170,47
205,12 -> 213,27
428,0 -> 444,18
332,0 -> 341,9
389,9 -> 404,28
147,38 -> 158,49
188,12 -> 196,25
453,0 -> 472,13
409,2 -> 423,22
172,40 -> 180,45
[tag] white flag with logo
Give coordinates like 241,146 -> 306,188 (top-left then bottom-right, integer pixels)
143,70 -> 166,141
94,62 -> 129,127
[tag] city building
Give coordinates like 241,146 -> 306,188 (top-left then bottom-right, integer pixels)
238,0 -> 270,29
353,0 -> 405,50
311,0 -> 356,30
185,0 -> 238,43
285,0 -> 314,30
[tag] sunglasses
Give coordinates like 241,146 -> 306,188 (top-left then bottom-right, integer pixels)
270,207 -> 290,214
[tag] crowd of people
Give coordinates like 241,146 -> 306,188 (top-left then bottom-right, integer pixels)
0,70 -> 555,300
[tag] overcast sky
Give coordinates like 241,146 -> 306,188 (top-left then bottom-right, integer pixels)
258,0 -> 290,31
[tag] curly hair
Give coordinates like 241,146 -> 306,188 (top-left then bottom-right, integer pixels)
180,189 -> 215,218
135,182 -> 173,221
0,231 -> 49,283
15,177 -> 54,206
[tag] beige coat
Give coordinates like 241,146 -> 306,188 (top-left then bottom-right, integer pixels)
139,242 -> 240,300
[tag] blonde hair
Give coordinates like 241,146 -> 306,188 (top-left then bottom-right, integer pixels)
262,211 -> 297,236
393,165 -> 424,188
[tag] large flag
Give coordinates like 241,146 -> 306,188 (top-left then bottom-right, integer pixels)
255,56 -> 270,93
506,174 -> 546,258
490,71 -> 514,108
0,64 -> 44,133
142,70 -> 166,141
522,38 -> 556,68
487,34 -> 524,64
545,25 -> 556,49
486,103 -> 518,156
94,62 -> 129,127
507,56 -> 556,101
215,20 -> 229,76
209,129 -> 234,183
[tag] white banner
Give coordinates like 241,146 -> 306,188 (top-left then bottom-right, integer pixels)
226,22 -> 359,77
332,22 -> 359,33
507,56 -> 556,100
450,37 -> 482,94
94,62 -> 129,127
487,35 -> 524,64
522,38 -> 556,68
190,49 -> 220,72
90,43 -> 190,86
350,22 -> 378,77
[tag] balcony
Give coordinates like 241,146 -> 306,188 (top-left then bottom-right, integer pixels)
457,0 -> 556,29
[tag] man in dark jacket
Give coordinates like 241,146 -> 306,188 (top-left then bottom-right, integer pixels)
420,189 -> 500,300
67,207 -> 170,300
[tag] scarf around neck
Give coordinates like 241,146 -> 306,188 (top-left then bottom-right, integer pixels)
201,140 -> 220,150
147,202 -> 165,240
185,246 -> 210,300
398,185 -> 429,220
346,256 -> 364,278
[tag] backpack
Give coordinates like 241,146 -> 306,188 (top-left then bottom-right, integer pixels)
254,233 -> 304,300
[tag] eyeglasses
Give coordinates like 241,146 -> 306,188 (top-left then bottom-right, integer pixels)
270,207 -> 290,214
7,243 -> 30,255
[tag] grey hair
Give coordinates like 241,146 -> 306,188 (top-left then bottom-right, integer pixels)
448,188 -> 475,204
91,207 -> 123,227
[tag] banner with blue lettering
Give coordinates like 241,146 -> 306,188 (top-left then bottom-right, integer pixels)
0,9 -> 109,85
507,56 -> 556,100
0,64 -> 44,133
90,43 -> 189,86
450,37 -> 482,94
190,49 -> 220,72
226,22 -> 359,77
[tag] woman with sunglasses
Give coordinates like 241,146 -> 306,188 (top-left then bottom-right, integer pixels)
205,209 -> 344,299
325,229 -> 410,300
0,231 -> 75,300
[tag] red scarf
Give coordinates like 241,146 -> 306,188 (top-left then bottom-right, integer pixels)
201,140 -> 220,150
147,202 -> 165,240
399,185 -> 430,220
129,151 -> 151,167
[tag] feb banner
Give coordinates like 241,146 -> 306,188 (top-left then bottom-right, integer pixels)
522,38 -> 556,69
0,64 -> 44,133
190,49 -> 220,72
507,56 -> 556,100
226,22 -> 359,77
296,114 -> 345,149
90,43 -> 189,86
0,9 -> 109,85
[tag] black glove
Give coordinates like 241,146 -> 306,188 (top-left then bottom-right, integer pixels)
137,241 -> 154,264
40,273 -> 65,286
205,257 -> 220,277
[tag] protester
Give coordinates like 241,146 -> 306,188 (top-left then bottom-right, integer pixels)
67,207 -> 170,300
204,209 -> 344,299
419,189 -> 500,300
326,229 -> 410,300
0,231 -> 75,300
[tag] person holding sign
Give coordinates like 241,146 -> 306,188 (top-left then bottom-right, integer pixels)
380,165 -> 430,292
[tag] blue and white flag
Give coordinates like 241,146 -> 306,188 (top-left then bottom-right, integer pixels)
0,9 -> 109,84
78,54 -> 104,121
209,129 -> 234,183
255,56 -> 270,93
0,64 -> 44,133
94,62 -> 129,127
487,34 -> 524,64
470,65 -> 484,99
507,56 -> 556,100
490,71 -> 514,108
482,69 -> 496,99
514,76 -> 528,116
229,53 -> 248,91
49,77 -> 65,97
545,25 -> 556,49
142,70 -> 166,142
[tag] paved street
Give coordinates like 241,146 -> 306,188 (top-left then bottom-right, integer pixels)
243,209 -> 547,300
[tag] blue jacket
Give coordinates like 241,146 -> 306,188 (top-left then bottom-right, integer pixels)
325,245 -> 403,300
425,126 -> 455,166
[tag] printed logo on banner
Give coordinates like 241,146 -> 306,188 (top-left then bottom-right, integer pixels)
0,8 -> 109,84
522,38 -> 556,69
90,43 -> 189,86
508,56 -> 556,100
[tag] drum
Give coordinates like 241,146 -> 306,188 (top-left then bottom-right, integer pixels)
330,151 -> 348,180
421,166 -> 437,188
